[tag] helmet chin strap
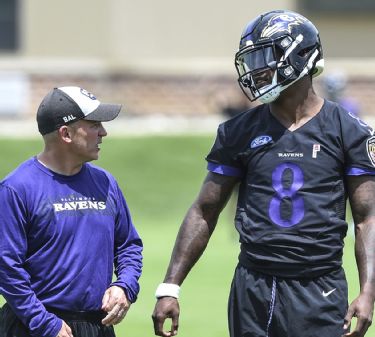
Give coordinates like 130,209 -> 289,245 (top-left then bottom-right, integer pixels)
258,48 -> 320,104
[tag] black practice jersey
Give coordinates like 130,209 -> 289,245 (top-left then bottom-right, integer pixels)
206,100 -> 375,278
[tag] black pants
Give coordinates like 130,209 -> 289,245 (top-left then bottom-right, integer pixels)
0,303 -> 116,337
228,264 -> 349,337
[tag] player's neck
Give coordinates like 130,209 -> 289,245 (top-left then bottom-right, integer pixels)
269,83 -> 324,131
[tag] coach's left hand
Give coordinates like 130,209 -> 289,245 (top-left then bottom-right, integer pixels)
101,285 -> 131,326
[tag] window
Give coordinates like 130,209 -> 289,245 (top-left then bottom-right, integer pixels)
0,0 -> 18,51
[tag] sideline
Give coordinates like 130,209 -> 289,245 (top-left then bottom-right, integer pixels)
0,115 -> 224,138
2,114 -> 375,138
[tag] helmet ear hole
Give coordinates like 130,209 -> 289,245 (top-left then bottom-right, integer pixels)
297,46 -> 315,57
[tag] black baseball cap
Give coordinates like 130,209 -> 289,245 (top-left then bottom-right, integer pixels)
37,86 -> 122,135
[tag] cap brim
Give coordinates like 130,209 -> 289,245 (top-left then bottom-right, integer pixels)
84,103 -> 122,122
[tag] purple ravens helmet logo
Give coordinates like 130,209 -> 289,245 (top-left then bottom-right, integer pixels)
261,13 -> 307,38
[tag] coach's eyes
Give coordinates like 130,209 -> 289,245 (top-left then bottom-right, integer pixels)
90,122 -> 102,128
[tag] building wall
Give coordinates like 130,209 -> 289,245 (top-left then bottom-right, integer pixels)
20,0 -> 294,73
109,1 -> 295,71
22,0 -> 110,58
19,1 -> 375,72
1,1 -> 375,120
306,14 -> 375,59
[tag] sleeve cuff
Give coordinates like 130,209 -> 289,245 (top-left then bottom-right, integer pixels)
207,162 -> 243,177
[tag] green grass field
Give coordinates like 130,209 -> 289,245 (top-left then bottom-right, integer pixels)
0,135 -> 373,337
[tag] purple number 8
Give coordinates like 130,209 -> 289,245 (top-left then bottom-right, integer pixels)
269,162 -> 304,227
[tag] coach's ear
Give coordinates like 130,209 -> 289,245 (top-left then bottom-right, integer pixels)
58,125 -> 73,144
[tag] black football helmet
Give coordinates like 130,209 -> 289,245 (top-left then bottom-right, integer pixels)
235,10 -> 324,103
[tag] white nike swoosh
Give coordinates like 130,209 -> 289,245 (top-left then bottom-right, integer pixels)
322,288 -> 337,297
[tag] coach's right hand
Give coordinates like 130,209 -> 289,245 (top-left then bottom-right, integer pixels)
56,320 -> 73,337
152,297 -> 180,336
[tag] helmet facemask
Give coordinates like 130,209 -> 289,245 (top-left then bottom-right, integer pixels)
235,41 -> 282,103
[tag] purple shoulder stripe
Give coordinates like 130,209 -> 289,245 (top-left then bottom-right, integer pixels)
207,162 -> 243,177
346,167 -> 375,175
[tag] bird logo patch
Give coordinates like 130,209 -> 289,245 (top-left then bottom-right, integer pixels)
366,136 -> 375,167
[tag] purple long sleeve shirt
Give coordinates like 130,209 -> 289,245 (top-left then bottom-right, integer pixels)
0,157 -> 143,337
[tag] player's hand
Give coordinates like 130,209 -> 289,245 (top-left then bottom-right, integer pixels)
152,297 -> 180,336
343,292 -> 374,337
101,285 -> 131,326
56,320 -> 74,337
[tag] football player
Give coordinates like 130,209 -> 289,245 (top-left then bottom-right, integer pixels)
152,10 -> 375,337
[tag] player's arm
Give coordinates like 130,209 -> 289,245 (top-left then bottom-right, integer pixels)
345,175 -> 375,337
152,171 -> 239,337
